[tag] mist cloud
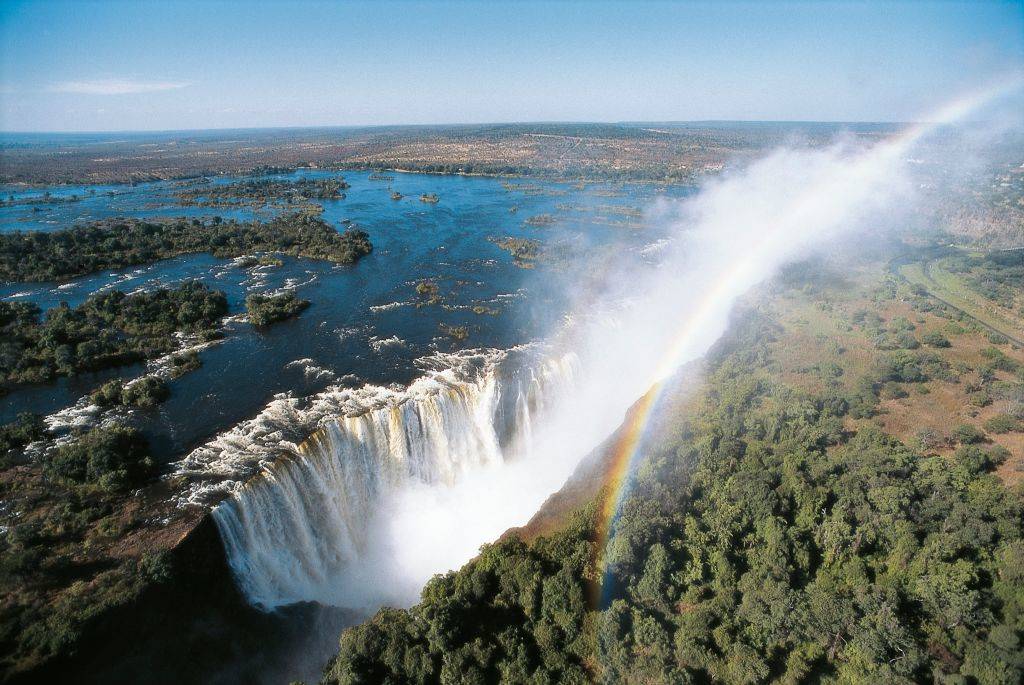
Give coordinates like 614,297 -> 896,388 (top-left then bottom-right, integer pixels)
339,83 -> 1023,609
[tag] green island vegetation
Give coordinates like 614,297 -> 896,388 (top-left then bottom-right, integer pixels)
524,213 -> 557,227
556,202 -> 645,228
174,177 -> 349,207
167,350 -> 202,378
419,193 -> 440,204
415,279 -> 442,306
235,254 -> 286,269
491,236 -> 542,267
439,323 -> 470,341
323,255 -> 1024,684
0,281 -> 226,393
0,212 -> 372,283
90,375 -> 170,409
0,191 -> 84,208
244,291 -> 311,326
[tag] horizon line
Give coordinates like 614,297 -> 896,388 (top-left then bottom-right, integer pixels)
0,118 -> 914,136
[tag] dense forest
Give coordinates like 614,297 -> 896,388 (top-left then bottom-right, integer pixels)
323,308 -> 1023,684
0,281 -> 226,392
0,212 -> 372,282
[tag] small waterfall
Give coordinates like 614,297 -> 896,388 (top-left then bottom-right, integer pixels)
207,349 -> 577,609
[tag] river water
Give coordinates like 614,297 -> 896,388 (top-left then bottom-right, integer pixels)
1,170 -> 688,459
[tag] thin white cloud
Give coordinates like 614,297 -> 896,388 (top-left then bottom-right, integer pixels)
50,78 -> 191,95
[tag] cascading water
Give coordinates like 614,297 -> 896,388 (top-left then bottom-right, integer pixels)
204,348 -> 578,609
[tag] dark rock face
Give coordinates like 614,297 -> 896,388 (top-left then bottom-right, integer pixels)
14,514 -> 358,685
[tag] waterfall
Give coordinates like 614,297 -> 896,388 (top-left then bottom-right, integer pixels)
204,349 -> 577,609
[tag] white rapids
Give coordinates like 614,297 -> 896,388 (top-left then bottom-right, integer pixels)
180,348 -> 578,609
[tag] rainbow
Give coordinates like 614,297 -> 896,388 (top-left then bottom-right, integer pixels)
587,74 -> 1023,610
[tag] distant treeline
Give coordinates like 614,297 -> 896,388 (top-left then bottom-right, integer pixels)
0,212 -> 372,282
175,177 -> 350,206
340,160 -> 694,183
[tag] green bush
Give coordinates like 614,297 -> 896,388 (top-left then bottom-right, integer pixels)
90,376 -> 169,408
953,423 -> 986,445
90,380 -> 125,407
922,330 -> 951,348
119,376 -> 169,408
879,381 -> 909,400
983,413 -> 1019,434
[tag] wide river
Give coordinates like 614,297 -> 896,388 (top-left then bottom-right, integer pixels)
2,170 -> 689,463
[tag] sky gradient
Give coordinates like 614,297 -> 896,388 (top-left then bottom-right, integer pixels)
1,0 -> 1022,132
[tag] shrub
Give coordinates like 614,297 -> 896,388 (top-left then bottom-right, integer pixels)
91,376 -> 169,408
120,376 -> 169,408
879,382 -> 908,400
983,413 -> 1019,434
952,423 -> 986,445
969,391 -> 993,408
981,347 -> 1020,374
90,380 -> 125,407
916,427 -> 947,451
922,331 -> 951,348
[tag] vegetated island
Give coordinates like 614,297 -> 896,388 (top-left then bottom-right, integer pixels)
245,291 -> 311,326
174,177 -> 350,207
0,212 -> 372,283
90,375 -> 171,409
490,236 -> 542,268
0,282 -> 226,393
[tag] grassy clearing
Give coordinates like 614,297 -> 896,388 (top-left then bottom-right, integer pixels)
900,257 -> 1024,343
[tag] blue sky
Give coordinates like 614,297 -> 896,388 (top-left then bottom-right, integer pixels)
1,0 -> 1021,132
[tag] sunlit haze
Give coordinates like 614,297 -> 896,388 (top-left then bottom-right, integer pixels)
1,0 -> 1022,131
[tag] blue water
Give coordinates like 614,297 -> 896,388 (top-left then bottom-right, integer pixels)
1,170 -> 689,462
